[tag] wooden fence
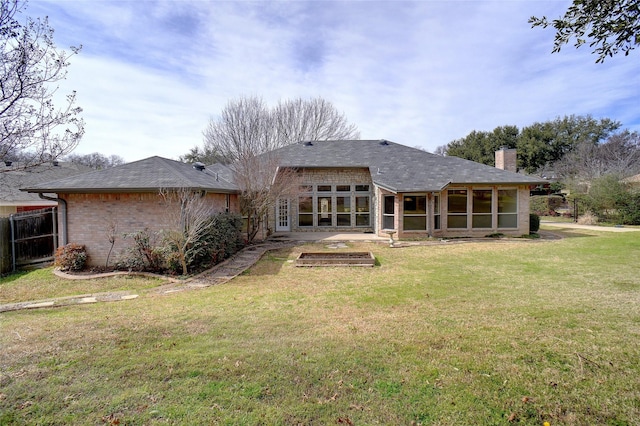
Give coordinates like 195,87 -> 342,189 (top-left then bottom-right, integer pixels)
0,208 -> 58,275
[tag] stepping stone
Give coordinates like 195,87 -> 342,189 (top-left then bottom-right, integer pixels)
24,301 -> 54,309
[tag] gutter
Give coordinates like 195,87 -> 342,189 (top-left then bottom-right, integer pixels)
38,193 -> 67,246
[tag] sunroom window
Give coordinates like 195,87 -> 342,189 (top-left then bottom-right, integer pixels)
498,189 -> 518,228
447,189 -> 467,228
403,195 -> 427,231
472,189 -> 492,228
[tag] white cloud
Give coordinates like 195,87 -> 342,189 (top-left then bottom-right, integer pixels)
32,0 -> 640,161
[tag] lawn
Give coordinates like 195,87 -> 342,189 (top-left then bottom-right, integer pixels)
1,229 -> 639,425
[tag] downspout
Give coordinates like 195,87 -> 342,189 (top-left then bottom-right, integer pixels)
39,193 -> 67,246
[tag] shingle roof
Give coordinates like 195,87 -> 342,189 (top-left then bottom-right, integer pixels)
1,161 -> 91,204
271,140 -> 544,192
21,156 -> 238,194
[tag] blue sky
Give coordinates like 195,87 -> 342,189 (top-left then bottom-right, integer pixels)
27,0 -> 640,162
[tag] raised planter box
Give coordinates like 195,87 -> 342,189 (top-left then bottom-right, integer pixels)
295,252 -> 375,267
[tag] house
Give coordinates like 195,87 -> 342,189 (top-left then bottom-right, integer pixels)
266,140 -> 543,239
0,161 -> 91,217
22,156 -> 240,267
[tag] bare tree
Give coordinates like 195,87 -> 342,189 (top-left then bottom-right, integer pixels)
272,97 -> 360,148
0,0 -> 84,170
159,188 -> 217,275
66,152 -> 126,169
555,130 -> 640,182
199,96 -> 360,241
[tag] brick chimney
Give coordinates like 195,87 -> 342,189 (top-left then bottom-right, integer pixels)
495,147 -> 517,173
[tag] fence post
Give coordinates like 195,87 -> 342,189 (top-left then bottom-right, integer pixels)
0,217 -> 10,275
10,213 -> 16,272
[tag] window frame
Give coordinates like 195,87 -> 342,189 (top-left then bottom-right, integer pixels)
447,189 -> 468,229
498,188 -> 518,229
402,194 -> 427,231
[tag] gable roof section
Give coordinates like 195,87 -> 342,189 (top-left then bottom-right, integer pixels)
1,161 -> 92,205
271,140 -> 544,192
21,156 -> 238,194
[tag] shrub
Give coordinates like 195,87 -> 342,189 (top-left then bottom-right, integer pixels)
54,243 -> 88,271
189,212 -> 244,270
117,229 -> 164,272
618,192 -> 640,225
577,212 -> 598,225
529,213 -> 540,234
530,194 -> 565,216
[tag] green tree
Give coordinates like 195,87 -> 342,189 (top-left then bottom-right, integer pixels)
446,125 -> 519,166
444,115 -> 620,174
530,0 -> 640,62
517,115 -> 620,173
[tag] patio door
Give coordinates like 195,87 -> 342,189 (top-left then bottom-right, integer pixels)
276,198 -> 290,232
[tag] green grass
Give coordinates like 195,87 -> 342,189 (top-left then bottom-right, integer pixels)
1,230 -> 639,425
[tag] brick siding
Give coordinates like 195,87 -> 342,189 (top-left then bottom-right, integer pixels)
61,192 -> 238,267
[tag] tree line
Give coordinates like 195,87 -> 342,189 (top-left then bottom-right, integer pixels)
436,115 -> 640,180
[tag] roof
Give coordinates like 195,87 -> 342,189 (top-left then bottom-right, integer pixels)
21,156 -> 239,194
271,140 -> 544,192
1,161 -> 92,205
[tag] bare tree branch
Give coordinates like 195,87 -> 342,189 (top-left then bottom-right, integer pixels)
0,0 -> 84,170
197,96 -> 359,241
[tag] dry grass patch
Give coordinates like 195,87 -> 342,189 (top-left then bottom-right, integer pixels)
0,268 -> 164,304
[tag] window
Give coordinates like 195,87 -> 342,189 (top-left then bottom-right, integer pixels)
383,195 -> 395,229
434,194 -> 441,230
447,189 -> 467,228
317,196 -> 332,226
403,195 -> 427,231
296,182 -> 372,229
298,196 -> 313,227
498,189 -> 518,228
337,196 -> 351,226
355,196 -> 370,226
472,189 -> 492,228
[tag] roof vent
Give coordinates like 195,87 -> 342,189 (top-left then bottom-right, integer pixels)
379,139 -> 389,146
193,162 -> 205,171
303,141 -> 313,146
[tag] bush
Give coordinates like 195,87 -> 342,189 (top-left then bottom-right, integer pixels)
54,243 -> 88,271
529,213 -> 540,234
189,212 -> 244,270
116,229 -> 164,272
577,212 -> 598,225
530,194 -> 565,216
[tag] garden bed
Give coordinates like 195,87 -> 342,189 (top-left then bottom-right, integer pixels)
295,252 -> 375,267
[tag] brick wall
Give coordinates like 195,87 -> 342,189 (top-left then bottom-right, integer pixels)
61,192 -> 238,267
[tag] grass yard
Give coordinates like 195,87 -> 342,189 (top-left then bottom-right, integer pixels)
0,269 -> 164,304
1,229 -> 639,425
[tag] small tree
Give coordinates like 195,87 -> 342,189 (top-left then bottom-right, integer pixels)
159,188 -> 217,275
